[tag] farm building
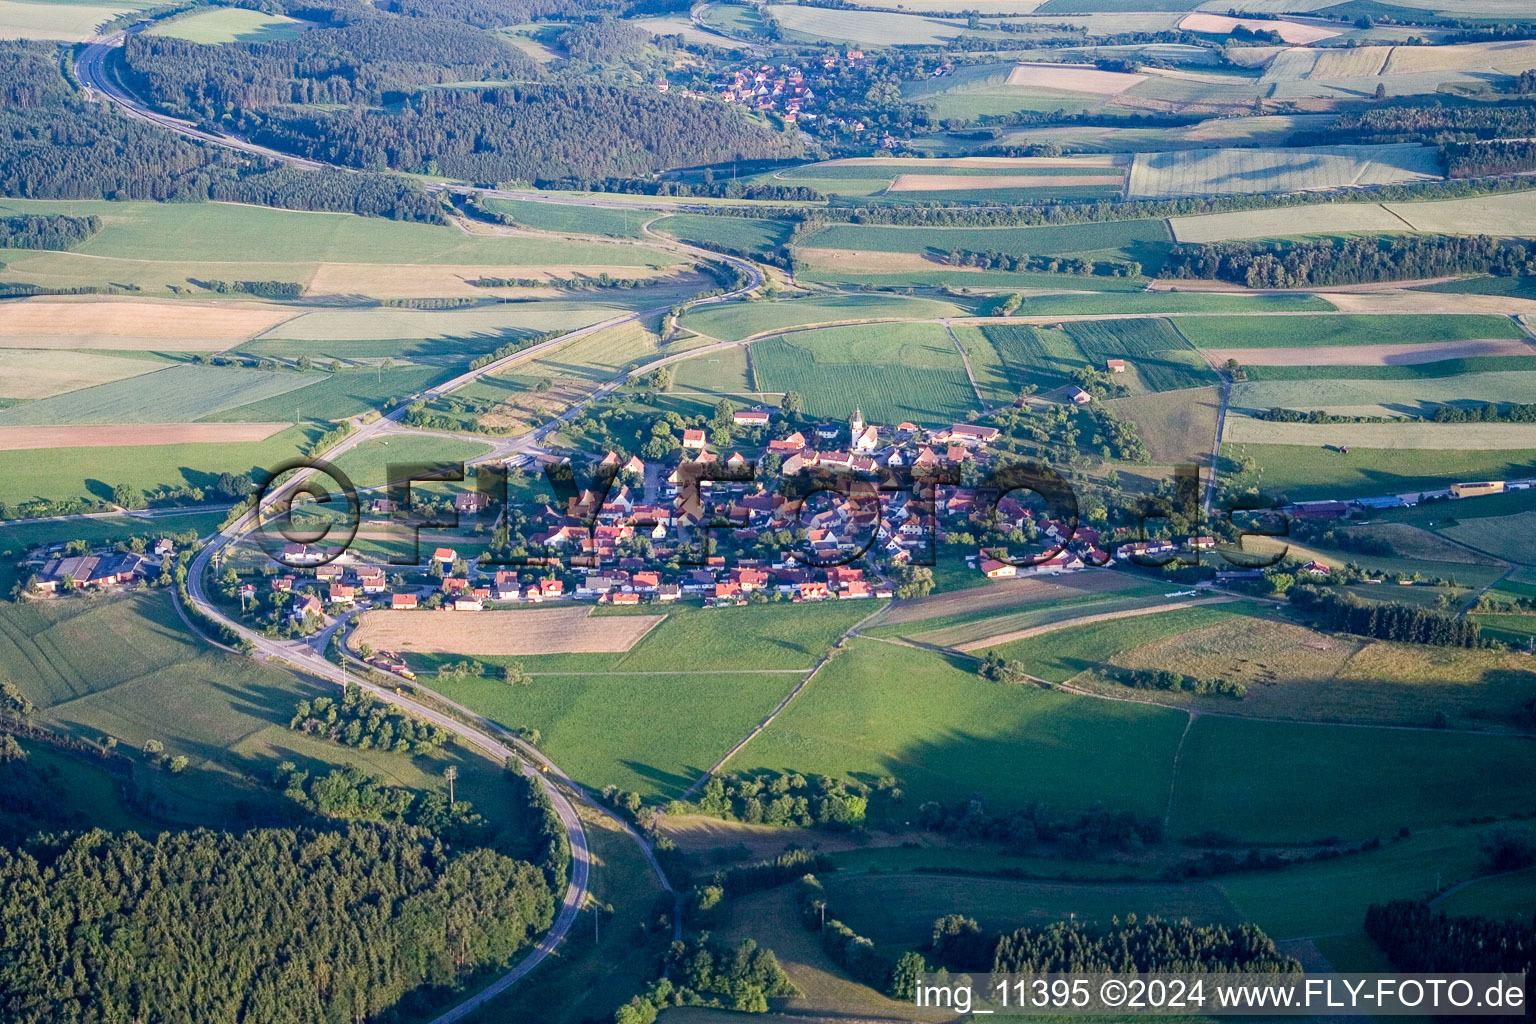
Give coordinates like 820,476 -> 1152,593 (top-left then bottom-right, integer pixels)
948,423 -> 999,445
979,558 -> 1016,579
33,552 -> 144,592
1068,387 -> 1093,405
1106,359 -> 1127,373
1451,481 -> 1506,498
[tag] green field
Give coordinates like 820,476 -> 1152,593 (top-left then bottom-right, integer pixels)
1437,867 -> 1536,921
1442,511 -> 1536,564
1178,314 -> 1525,349
682,294 -> 972,343
734,639 -> 1189,816
327,434 -> 494,490
1242,357 -> 1536,382
652,214 -> 794,254
749,322 -> 980,424
256,302 -> 638,345
1171,716 -> 1536,842
964,317 -> 1215,399
0,593 -> 531,834
148,6 -> 308,43
479,197 -> 649,238
0,365 -> 315,426
986,603 -> 1262,681
211,365 -> 450,422
1223,443 -> 1536,502
669,347 -> 755,395
794,268 -> 1147,291
433,670 -> 799,799
0,198 -> 666,267
0,423 -> 319,506
802,219 -> 1173,270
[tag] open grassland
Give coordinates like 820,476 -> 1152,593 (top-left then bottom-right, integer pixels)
1230,371 -> 1536,419
0,349 -> 164,400
909,592 -> 1182,650
864,581 -> 1165,643
1086,614 -> 1536,730
514,316 -> 663,384
349,607 -> 665,655
987,602 -> 1262,681
651,214 -> 794,254
1224,417 -> 1536,450
411,600 -> 872,675
1442,511 -> 1536,565
0,422 -> 316,505
1129,144 -> 1441,199
326,434 -> 492,490
0,364 -> 315,426
872,570 -> 1154,628
0,422 -> 288,451
0,298 -> 296,349
683,294 -> 972,343
0,0 -> 146,40
0,198 -> 667,267
1171,716 -> 1536,842
964,317 -> 1214,398
802,219 -> 1172,270
1177,314 -> 1523,349
1224,442 -> 1536,501
434,670 -> 798,800
750,322 -> 979,424
1105,386 -> 1222,463
736,640 -> 1188,816
478,197 -> 649,238
827,874 -> 1237,955
1438,868 -> 1536,921
147,6 -> 308,42
0,593 -> 530,833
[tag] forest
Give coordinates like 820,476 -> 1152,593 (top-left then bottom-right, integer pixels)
0,825 -> 554,1024
0,214 -> 99,250
1365,900 -> 1533,974
0,41 -> 439,219
1162,234 -> 1536,288
989,916 -> 1299,973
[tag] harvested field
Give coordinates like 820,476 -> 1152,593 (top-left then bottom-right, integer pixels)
1177,12 -> 1336,43
0,0 -> 146,41
0,422 -> 289,451
1323,291 -> 1536,315
349,606 -> 665,655
794,248 -> 955,274
0,299 -> 296,349
1204,338 -> 1534,367
1007,62 -> 1147,94
0,350 -> 164,400
1129,144 -> 1440,200
888,173 -> 1123,191
304,262 -> 685,299
1388,192 -> 1536,236
1169,203 -> 1407,243
1383,40 -> 1536,76
822,155 -> 1121,168
1222,416 -> 1536,450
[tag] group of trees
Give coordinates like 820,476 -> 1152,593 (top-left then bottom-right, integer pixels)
0,824 -> 555,1024
289,684 -> 452,755
1365,900 -> 1533,975
1162,234 -> 1536,288
615,937 -> 796,1022
675,771 -> 876,829
188,279 -> 304,298
1290,588 -> 1483,648
991,915 -> 1299,973
913,795 -> 1165,856
0,214 -> 99,250
796,876 -> 923,998
948,248 -> 1141,277
1102,666 -> 1247,699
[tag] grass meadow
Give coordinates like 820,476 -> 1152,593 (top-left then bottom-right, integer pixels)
148,6 -> 308,42
682,294 -> 972,343
478,197 -> 649,238
749,322 -> 980,424
1223,443 -> 1536,501
1177,314 -> 1524,349
802,218 -> 1173,270
652,215 -> 795,254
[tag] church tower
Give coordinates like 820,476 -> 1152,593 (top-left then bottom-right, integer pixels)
849,407 -> 864,438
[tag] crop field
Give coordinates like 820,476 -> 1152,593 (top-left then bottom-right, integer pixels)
411,600 -> 872,675
0,364 -> 315,426
1169,189 -> 1536,243
1171,716 -> 1536,842
802,219 -> 1173,270
1007,61 -> 1148,95
683,295 -> 971,344
435,669 -> 799,799
0,422 -> 288,451
749,322 -> 979,424
872,570 -> 1152,629
301,263 -> 695,300
1230,371 -> 1536,418
257,303 -> 622,345
902,63 -> 1110,119
350,607 -> 665,655
0,198 -> 665,267
0,299 -> 296,350
513,317 -> 663,385
734,639 -> 1188,816
651,215 -> 793,254
1104,385 -> 1222,463
0,349 -> 165,400
1442,511 -> 1536,564
148,6 -> 308,42
966,317 -> 1215,397
1223,417 -> 1536,450
1177,12 -> 1337,42
1128,144 -> 1441,200
214,364 -> 448,422
1204,338 -> 1534,368
478,198 -> 649,238
907,592 -> 1180,649
764,5 -> 979,46
0,0 -> 146,40
1176,314 -> 1523,349
1221,442 -> 1536,501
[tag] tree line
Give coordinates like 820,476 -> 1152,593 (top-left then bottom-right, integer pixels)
990,915 -> 1300,973
0,824 -> 554,1024
948,248 -> 1141,277
289,684 -> 452,756
1290,588 -> 1482,648
1365,900 -> 1533,974
1162,234 -> 1536,288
